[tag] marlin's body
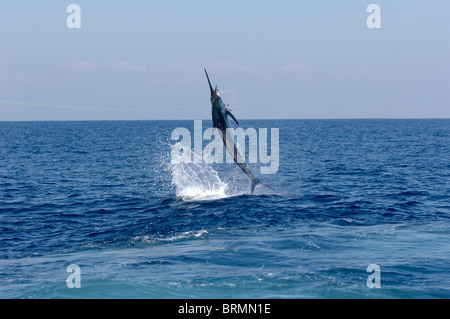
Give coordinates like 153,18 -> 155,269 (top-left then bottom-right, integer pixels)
204,68 -> 262,194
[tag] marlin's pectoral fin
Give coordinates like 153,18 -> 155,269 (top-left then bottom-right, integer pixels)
226,108 -> 240,127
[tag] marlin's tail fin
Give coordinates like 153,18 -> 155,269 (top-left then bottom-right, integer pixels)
251,178 -> 275,195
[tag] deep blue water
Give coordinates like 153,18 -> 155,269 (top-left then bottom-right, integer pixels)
0,119 -> 449,298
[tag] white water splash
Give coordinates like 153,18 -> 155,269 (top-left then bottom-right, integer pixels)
130,230 -> 208,245
170,142 -> 228,201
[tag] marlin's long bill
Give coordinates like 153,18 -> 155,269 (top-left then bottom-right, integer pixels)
204,68 -> 214,96
204,68 -> 263,194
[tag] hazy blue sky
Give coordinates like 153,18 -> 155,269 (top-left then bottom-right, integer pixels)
0,1 -> 449,120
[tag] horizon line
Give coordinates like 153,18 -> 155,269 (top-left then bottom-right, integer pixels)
1,117 -> 449,123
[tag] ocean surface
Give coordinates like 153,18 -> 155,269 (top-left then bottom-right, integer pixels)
0,119 -> 449,298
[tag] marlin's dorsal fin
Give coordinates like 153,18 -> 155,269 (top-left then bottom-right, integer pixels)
226,108 -> 240,127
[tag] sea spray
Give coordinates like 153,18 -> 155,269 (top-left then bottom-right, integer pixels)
170,141 -> 228,201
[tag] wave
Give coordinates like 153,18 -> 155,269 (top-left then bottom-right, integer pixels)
130,230 -> 208,246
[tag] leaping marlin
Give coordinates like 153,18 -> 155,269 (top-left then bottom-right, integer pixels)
204,68 -> 271,195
